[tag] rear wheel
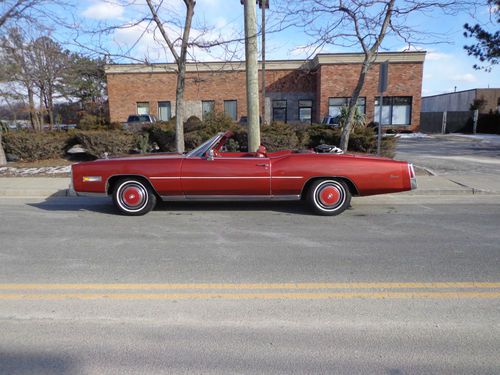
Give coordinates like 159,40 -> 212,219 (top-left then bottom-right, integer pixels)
112,178 -> 156,216
307,179 -> 351,216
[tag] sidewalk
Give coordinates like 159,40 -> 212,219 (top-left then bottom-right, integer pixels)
0,175 -> 499,198
0,177 -> 72,197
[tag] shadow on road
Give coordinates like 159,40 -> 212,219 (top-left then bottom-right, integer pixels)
28,197 -> 313,216
156,200 -> 312,216
28,197 -> 116,215
0,352 -> 78,375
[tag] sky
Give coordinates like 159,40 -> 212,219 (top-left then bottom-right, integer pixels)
61,0 -> 499,97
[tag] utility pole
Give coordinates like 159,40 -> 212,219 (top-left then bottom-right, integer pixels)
259,0 -> 269,125
377,61 -> 389,156
0,133 -> 6,166
241,0 -> 260,152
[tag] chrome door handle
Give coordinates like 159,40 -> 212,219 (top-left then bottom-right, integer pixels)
256,163 -> 269,167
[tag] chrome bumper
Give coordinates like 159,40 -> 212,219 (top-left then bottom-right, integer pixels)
411,177 -> 418,190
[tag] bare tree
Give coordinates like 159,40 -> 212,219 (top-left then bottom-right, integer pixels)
145,0 -> 195,153
0,0 -> 70,34
74,0 -> 246,153
0,0 -> 42,29
0,28 -> 42,129
29,36 -> 71,127
275,0 -> 477,151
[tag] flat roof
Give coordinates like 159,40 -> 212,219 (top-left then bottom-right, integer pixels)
105,51 -> 426,74
423,88 -> 500,99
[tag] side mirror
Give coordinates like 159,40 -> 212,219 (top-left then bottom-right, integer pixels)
206,149 -> 215,161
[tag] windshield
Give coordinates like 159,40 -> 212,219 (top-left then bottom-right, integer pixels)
186,132 -> 225,158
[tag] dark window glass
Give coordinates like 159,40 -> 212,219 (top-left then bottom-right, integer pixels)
374,96 -> 412,125
224,100 -> 237,121
272,100 -> 287,108
299,100 -> 313,124
137,102 -> 150,115
272,100 -> 287,123
328,97 -> 365,118
158,101 -> 171,121
202,101 -> 215,120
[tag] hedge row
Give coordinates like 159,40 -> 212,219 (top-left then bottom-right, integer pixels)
2,130 -> 141,161
2,114 -> 396,161
145,119 -> 396,157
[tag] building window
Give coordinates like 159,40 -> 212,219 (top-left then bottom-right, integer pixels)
158,101 -> 171,121
224,100 -> 237,121
137,102 -> 150,115
202,100 -> 215,120
298,100 -> 313,124
374,96 -> 412,125
272,100 -> 287,123
328,97 -> 366,118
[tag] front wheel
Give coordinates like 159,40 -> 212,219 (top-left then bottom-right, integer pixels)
112,178 -> 156,216
307,179 -> 351,216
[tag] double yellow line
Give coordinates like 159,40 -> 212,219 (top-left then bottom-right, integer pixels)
0,282 -> 500,300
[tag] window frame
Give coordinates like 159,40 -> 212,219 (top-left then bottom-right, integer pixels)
223,100 -> 238,121
202,100 -> 215,121
328,97 -> 366,118
374,96 -> 412,126
272,99 -> 288,123
157,101 -> 171,121
136,102 -> 150,115
298,99 -> 313,124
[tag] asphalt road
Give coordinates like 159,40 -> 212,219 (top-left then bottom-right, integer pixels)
395,134 -> 500,175
0,195 -> 499,374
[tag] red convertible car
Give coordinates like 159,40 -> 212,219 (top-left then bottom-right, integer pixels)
71,130 -> 417,216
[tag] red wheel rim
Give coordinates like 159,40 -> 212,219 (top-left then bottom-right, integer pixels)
121,186 -> 145,207
319,185 -> 341,206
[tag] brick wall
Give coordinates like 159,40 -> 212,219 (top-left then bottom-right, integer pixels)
107,58 -> 423,130
318,62 -> 423,130
107,68 -> 316,123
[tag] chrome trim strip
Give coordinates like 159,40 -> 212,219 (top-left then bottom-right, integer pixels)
411,178 -> 418,190
181,176 -> 269,179
160,195 -> 301,202
150,177 -> 180,180
150,176 -> 303,180
212,157 -> 271,160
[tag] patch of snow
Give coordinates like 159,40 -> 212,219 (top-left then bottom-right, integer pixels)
0,165 -> 71,176
398,132 -> 430,139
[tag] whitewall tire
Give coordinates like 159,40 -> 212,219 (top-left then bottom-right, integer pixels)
112,178 -> 156,216
307,179 -> 351,216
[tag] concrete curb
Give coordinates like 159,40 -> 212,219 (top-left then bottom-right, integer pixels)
0,177 -> 72,198
0,175 -> 498,198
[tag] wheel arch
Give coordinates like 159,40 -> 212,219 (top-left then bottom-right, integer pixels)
300,176 -> 359,200
106,174 -> 160,198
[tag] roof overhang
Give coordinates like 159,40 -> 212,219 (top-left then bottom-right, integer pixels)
105,51 -> 426,74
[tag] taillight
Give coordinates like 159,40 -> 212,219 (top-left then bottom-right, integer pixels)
408,163 -> 417,190
408,163 -> 415,179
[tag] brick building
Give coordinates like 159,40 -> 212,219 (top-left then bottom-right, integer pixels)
106,51 -> 425,130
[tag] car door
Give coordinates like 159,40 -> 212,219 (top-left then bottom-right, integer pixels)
180,155 -> 271,196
